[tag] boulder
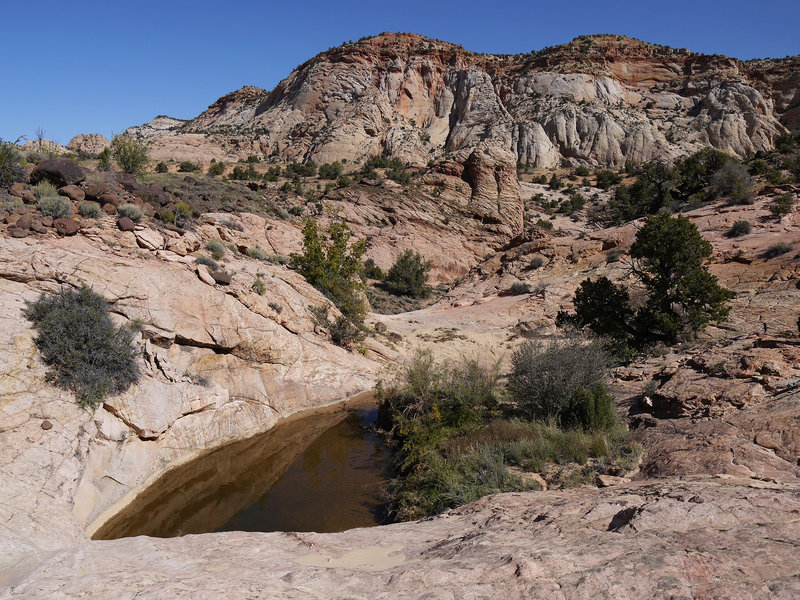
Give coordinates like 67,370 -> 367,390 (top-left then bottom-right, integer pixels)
196,266 -> 216,285
211,271 -> 232,285
9,183 -> 26,198
58,185 -> 85,203
117,217 -> 135,232
53,218 -> 80,236
98,192 -> 120,207
29,158 -> 84,187
8,227 -> 28,238
15,213 -> 32,230
21,190 -> 36,204
85,182 -> 108,199
102,203 -> 117,215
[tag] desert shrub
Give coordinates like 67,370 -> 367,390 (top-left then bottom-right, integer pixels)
36,182 -> 72,218
117,203 -> 142,222
535,218 -> 553,230
174,201 -> 191,218
606,248 -> 623,263
24,284 -> 140,407
385,250 -> 432,298
268,301 -> 283,313
111,135 -> 149,174
337,175 -> 352,188
0,139 -> 24,186
155,162 -> 169,173
508,282 -> 532,295
178,161 -> 200,173
35,180 -> 58,200
245,246 -> 268,260
574,166 -> 590,177
765,242 -> 793,258
711,161 -> 753,204
318,162 -> 343,179
97,147 -> 112,171
195,255 -> 220,271
362,258 -> 385,280
206,240 -> 226,260
251,275 -> 266,295
548,173 -> 563,190
770,193 -> 795,217
508,336 -> 612,429
726,220 -> 752,237
595,169 -> 622,190
284,161 -> 317,178
78,201 -> 102,218
387,168 -> 412,186
529,257 -> 544,269
159,208 -> 175,223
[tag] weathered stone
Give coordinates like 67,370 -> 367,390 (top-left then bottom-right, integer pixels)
211,271 -> 231,285
117,217 -> 135,232
8,227 -> 27,238
102,203 -> 117,215
15,214 -> 32,231
29,158 -> 84,187
134,228 -> 164,251
53,218 -> 80,236
40,421 -> 52,430
85,182 -> 108,199
58,185 -> 85,203
67,133 -> 110,155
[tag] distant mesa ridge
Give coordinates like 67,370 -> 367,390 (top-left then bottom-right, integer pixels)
123,32 -> 800,168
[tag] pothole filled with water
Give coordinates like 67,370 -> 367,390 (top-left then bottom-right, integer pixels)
92,398 -> 391,539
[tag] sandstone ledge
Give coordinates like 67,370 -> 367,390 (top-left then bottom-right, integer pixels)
3,478 -> 799,599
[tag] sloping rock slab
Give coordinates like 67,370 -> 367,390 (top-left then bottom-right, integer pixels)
3,478 -> 799,598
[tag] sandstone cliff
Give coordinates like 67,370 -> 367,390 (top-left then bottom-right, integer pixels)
127,33 -> 799,169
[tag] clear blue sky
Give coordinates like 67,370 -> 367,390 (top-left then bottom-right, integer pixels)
2,0 -> 797,145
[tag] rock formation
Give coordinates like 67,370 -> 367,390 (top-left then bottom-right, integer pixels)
127,33 -> 799,169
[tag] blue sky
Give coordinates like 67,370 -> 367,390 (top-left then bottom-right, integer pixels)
2,0 -> 797,145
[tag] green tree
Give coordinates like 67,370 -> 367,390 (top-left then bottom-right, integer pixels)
292,217 -> 367,326
385,250 -> 432,298
111,135 -> 149,174
560,213 -> 731,346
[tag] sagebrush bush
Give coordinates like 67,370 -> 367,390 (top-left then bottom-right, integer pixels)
24,284 -> 140,407
195,255 -> 220,271
245,246 -> 268,260
37,182 -> 72,218
78,201 -> 102,218
117,203 -> 143,222
206,240 -> 226,260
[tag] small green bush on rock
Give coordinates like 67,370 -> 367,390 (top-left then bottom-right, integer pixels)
117,203 -> 143,222
79,201 -> 102,218
36,181 -> 72,218
24,284 -> 140,407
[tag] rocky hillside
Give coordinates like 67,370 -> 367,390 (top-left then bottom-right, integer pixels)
127,33 -> 800,168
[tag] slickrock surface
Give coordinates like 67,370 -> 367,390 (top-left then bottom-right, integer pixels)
3,478 -> 799,599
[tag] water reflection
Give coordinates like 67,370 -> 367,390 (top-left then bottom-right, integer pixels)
93,400 -> 391,540
217,405 -> 390,533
